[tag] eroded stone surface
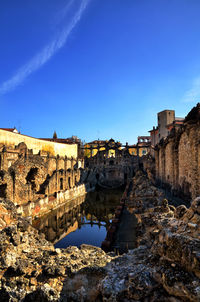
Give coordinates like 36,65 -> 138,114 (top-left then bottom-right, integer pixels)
0,170 -> 199,301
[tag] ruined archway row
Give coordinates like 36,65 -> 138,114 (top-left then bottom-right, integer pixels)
0,143 -> 84,206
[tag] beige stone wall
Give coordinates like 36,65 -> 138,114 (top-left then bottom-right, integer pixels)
165,141 -> 174,186
0,147 -> 83,205
17,184 -> 89,218
155,120 -> 200,200
0,129 -> 77,158
178,131 -> 192,192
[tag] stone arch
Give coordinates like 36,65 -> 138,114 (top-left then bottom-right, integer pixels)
16,142 -> 28,157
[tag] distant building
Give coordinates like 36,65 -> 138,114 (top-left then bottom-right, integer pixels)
39,133 -> 83,157
127,136 -> 151,157
0,128 -> 77,158
84,139 -> 122,158
158,110 -> 175,140
84,137 -> 151,158
149,109 -> 184,147
137,136 -> 151,156
0,127 -> 19,134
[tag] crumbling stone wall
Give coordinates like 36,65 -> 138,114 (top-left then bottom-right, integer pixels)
0,143 -> 84,208
0,172 -> 199,301
85,148 -> 139,188
155,103 -> 200,201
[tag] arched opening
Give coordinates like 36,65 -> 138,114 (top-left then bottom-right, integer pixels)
26,168 -> 38,191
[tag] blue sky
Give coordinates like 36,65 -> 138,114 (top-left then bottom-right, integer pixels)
0,0 -> 200,144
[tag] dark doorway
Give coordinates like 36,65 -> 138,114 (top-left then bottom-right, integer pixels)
26,168 -> 38,191
0,184 -> 7,198
60,178 -> 63,190
124,173 -> 128,183
68,177 -> 71,189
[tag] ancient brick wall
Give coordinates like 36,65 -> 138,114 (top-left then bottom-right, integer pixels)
155,104 -> 200,201
0,144 -> 84,206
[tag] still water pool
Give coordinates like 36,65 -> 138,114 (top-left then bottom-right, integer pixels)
32,188 -> 123,248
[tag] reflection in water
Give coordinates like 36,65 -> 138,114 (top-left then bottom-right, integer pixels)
32,189 -> 123,248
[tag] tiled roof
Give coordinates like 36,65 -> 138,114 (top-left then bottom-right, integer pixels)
0,128 -> 15,132
0,128 -> 18,133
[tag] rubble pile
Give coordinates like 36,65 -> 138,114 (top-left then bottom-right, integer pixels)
0,170 -> 199,301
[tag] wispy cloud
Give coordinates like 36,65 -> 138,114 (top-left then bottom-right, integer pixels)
0,0 -> 90,95
182,76 -> 200,103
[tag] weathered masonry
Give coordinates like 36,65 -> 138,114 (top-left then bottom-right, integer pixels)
154,103 -> 200,201
85,139 -> 139,188
0,129 -> 86,217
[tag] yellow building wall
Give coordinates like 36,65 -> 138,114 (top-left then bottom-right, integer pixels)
128,147 -> 148,156
138,147 -> 148,157
128,148 -> 137,155
0,129 -> 77,158
84,146 -> 106,158
84,144 -> 92,157
108,149 -> 115,157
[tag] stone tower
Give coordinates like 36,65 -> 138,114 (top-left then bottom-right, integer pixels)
157,110 -> 175,141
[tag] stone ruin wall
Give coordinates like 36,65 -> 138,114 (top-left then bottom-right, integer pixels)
85,147 -> 139,188
0,142 -> 85,216
154,104 -> 200,201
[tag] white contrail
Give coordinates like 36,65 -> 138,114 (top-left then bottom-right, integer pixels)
0,0 -> 90,95
55,0 -> 74,24
182,76 -> 200,103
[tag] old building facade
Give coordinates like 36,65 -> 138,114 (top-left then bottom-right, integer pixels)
149,109 -> 184,147
85,139 -> 139,188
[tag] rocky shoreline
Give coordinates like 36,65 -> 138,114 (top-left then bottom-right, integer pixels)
0,171 -> 199,301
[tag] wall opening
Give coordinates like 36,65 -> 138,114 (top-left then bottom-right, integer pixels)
26,168 -> 38,191
10,169 -> 15,200
60,178 -> 63,190
109,160 -> 114,166
0,184 -> 7,198
68,177 -> 71,189
124,173 -> 128,183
